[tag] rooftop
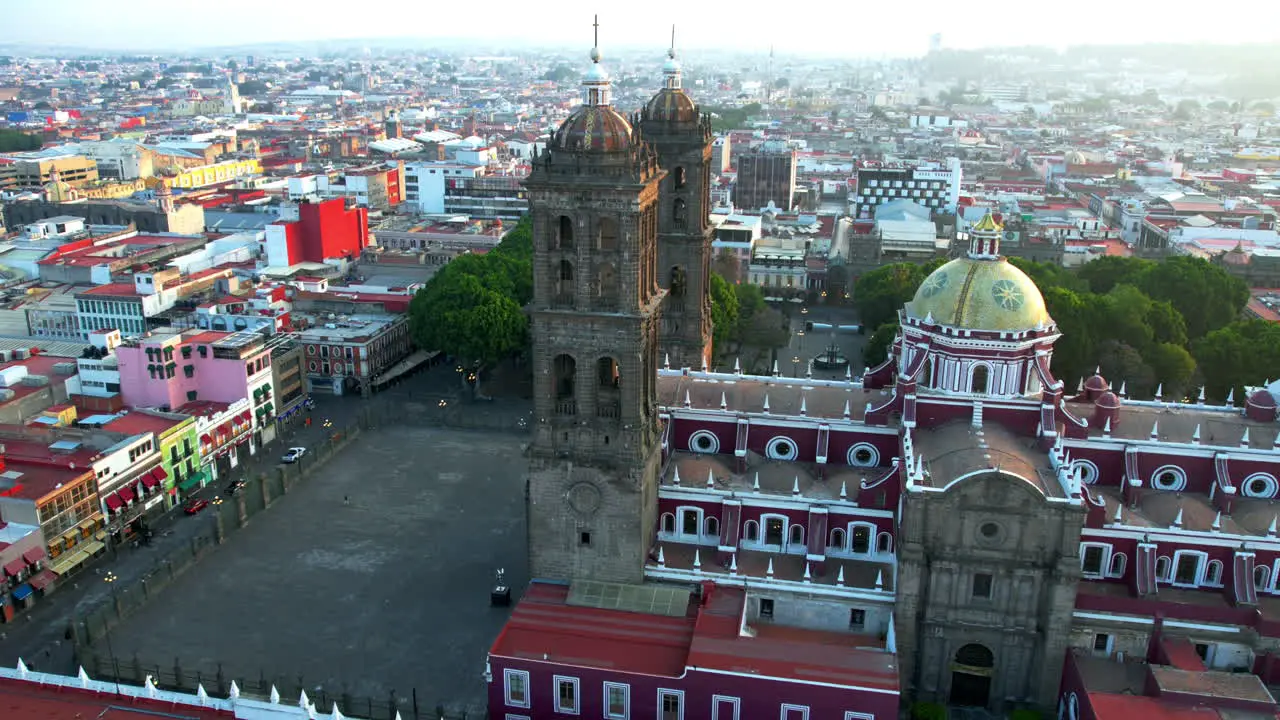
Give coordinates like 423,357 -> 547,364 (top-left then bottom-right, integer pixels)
101,409 -> 188,437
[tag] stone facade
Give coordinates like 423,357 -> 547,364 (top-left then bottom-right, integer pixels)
524,87 -> 668,583
895,472 -> 1085,707
639,107 -> 715,370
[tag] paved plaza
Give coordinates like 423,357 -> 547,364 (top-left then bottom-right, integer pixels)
100,425 -> 529,709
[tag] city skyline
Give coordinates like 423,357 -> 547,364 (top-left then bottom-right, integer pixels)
4,0 -> 1279,57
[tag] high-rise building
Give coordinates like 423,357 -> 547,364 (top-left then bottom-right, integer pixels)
639,36 -> 715,369
852,158 -> 963,219
734,142 -> 797,211
523,29 -> 666,585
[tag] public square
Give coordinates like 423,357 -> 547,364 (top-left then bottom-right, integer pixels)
97,424 -> 529,709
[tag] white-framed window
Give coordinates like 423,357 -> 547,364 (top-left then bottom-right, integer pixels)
780,704 -> 810,720
1093,633 -> 1113,654
843,713 -> 875,720
1255,564 -> 1271,592
751,513 -> 789,550
1071,459 -> 1099,485
877,532 -> 893,554
1171,550 -> 1207,587
712,696 -> 741,720
705,516 -> 719,538
658,689 -> 684,720
603,682 -> 629,720
688,430 -> 720,454
1205,559 -> 1223,586
829,527 -> 846,551
848,523 -> 876,555
1080,542 -> 1111,578
1108,553 -> 1127,579
677,506 -> 704,540
847,443 -> 880,467
506,715 -> 531,720
1156,556 -> 1172,582
503,669 -> 530,708
1242,473 -> 1279,499
553,676 -> 579,715
765,436 -> 798,461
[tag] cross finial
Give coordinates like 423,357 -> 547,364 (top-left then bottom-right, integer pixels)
593,15 -> 600,53
671,25 -> 676,54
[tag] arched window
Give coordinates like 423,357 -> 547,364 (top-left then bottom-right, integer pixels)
789,524 -> 805,548
955,643 -> 994,668
850,524 -> 873,554
744,520 -> 759,542
1256,565 -> 1271,592
877,532 -> 893,554
829,527 -> 846,550
673,198 -> 687,229
1205,559 -> 1222,585
556,260 -> 575,302
971,365 -> 990,394
674,167 -> 686,188
597,217 -> 618,251
669,266 -> 686,298
552,354 -> 576,413
1109,553 -> 1127,578
921,358 -> 933,388
557,215 -> 574,249
661,513 -> 675,534
705,516 -> 719,538
596,357 -> 619,388
594,262 -> 617,302
1156,556 -> 1171,582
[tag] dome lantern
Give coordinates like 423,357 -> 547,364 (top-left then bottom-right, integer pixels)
581,15 -> 613,108
663,26 -> 682,90
550,16 -> 635,153
968,209 -> 1003,260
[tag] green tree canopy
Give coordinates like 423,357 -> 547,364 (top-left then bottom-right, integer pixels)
709,273 -> 739,354
407,218 -> 532,372
0,129 -> 42,152
1193,320 -> 1280,402
853,260 -> 941,331
1136,255 -> 1248,339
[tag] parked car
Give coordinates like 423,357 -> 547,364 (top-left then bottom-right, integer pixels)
225,480 -> 246,495
281,447 -> 307,464
183,498 -> 210,515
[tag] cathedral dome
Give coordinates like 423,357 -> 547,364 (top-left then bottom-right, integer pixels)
905,257 -> 1051,332
552,106 -> 634,153
645,88 -> 698,123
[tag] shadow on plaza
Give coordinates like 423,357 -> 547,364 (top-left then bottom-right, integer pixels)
68,407 -> 506,719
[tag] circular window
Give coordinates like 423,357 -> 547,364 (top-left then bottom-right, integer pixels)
847,443 -> 880,467
1070,459 -> 1099,485
688,430 -> 720,454
1150,465 -> 1187,492
1243,473 -> 1279,499
766,436 -> 798,461
981,522 -> 1000,538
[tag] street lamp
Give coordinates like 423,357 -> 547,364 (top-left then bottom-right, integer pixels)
102,572 -> 122,695
792,355 -> 800,378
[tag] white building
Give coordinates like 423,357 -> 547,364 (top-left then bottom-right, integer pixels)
66,329 -> 122,398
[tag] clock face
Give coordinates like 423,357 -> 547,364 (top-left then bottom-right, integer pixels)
566,481 -> 601,516
919,271 -> 949,298
991,279 -> 1025,311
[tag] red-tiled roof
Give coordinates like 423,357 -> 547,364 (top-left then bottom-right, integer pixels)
102,411 -> 185,436
1086,693 -> 1223,720
490,582 -> 695,676
0,677 -> 234,719
79,283 -> 141,298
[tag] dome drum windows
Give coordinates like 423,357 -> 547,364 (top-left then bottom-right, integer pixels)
765,436 -> 799,461
688,430 -> 720,454
1150,465 -> 1188,492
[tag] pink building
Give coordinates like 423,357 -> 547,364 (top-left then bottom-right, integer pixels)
116,328 -> 275,429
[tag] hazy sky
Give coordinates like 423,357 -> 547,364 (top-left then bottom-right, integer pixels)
4,0 -> 1278,57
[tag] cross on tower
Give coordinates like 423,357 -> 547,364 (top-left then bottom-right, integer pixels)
593,15 -> 599,51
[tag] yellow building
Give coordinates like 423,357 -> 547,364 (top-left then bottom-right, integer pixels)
154,159 -> 262,190
78,178 -> 150,200
0,155 -> 98,191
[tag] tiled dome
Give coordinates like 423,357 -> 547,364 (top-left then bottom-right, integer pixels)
644,88 -> 698,123
552,106 -> 634,153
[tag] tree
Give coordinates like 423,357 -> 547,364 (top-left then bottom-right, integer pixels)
1145,342 -> 1196,399
1077,255 -> 1151,294
0,129 -> 42,153
1207,100 -> 1231,112
853,261 -> 938,331
863,322 -> 899,367
774,77 -> 790,90
1136,255 -> 1247,339
709,273 -> 739,358
1251,101 -> 1276,114
712,249 -> 742,284
1098,340 -> 1156,399
1193,320 -> 1280,402
407,217 -> 533,396
1173,99 -> 1201,119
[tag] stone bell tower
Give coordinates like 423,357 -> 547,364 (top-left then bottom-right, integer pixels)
524,19 -> 666,584
639,29 -> 715,369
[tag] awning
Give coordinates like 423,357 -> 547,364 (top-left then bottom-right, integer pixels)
118,485 -> 136,503
27,569 -> 56,591
152,466 -> 169,481
22,547 -> 45,565
105,494 -> 123,512
80,540 -> 105,556
240,411 -> 252,423
48,550 -> 87,576
178,473 -> 201,491
200,433 -> 212,445
3,559 -> 24,577
77,518 -> 97,531
140,473 -> 159,490
11,584 -> 32,601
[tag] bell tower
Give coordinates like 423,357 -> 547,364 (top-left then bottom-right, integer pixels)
524,19 -> 667,584
639,28 -> 715,369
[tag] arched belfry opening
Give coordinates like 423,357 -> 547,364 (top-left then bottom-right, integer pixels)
597,217 -> 618,251
557,215 -> 574,249
950,643 -> 994,708
553,354 -> 577,415
673,198 -> 687,229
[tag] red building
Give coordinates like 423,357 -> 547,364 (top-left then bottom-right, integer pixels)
264,198 -> 369,268
489,581 -> 898,720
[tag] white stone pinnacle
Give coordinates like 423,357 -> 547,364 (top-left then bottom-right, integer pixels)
734,357 -> 741,373
1154,383 -> 1163,400
77,666 -> 90,688
1227,387 -> 1235,405
1172,507 -> 1183,528
753,472 -> 760,491
684,389 -> 691,407
730,553 -> 738,574
1198,386 -> 1206,403
1211,511 -> 1222,532
1241,428 -> 1251,447
772,359 -> 779,376
664,352 -> 670,369
1112,502 -> 1123,524
332,703 -> 346,720
843,399 -> 851,418
300,689 -> 311,708
270,685 -> 281,704
657,546 -> 666,566
672,467 -> 681,485
693,548 -> 702,570
707,469 -> 715,488
1150,421 -> 1159,439
766,558 -> 775,577
1103,418 -> 1111,436
1269,517 -> 1278,538
800,396 -> 807,415
1119,381 -> 1127,397
1193,424 -> 1202,443
803,562 -> 812,582
229,681 -> 240,700
840,480 -> 848,499
720,392 -> 727,410
837,566 -> 845,586
763,394 -> 770,413
16,659 -> 29,677
197,684 -> 210,702
792,476 -> 800,495
875,569 -> 884,590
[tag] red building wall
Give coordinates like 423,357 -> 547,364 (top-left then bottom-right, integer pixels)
296,198 -> 369,263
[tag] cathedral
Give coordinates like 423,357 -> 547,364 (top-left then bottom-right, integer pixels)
488,26 -> 1280,720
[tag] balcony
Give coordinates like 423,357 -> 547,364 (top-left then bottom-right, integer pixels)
596,400 -> 621,419
554,399 -> 577,416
